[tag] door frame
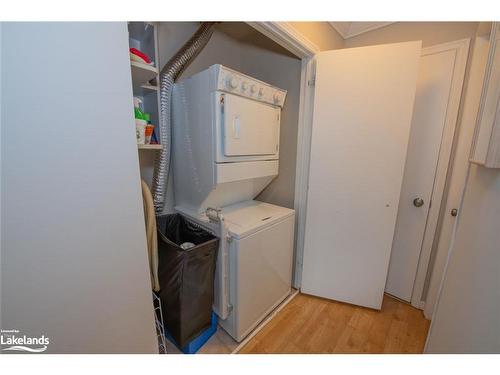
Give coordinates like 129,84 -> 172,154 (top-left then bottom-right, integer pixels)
247,22 -> 470,310
247,22 -> 318,288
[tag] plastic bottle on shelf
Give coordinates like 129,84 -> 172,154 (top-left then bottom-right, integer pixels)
143,113 -> 155,145
134,97 -> 147,145
134,97 -> 146,119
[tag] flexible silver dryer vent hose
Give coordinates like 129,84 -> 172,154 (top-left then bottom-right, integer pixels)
152,22 -> 216,214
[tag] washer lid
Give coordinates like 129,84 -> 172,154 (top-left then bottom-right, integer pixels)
222,200 -> 294,239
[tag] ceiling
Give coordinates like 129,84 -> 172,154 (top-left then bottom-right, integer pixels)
329,22 -> 395,39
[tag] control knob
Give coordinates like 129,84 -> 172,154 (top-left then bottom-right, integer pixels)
250,84 -> 257,94
227,76 -> 238,89
273,92 -> 282,104
241,81 -> 248,91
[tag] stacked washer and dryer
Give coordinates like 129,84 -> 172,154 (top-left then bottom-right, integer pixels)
172,64 -> 294,342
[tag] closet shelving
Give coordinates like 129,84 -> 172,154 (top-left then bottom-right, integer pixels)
128,22 -> 167,354
134,83 -> 159,97
131,61 -> 159,87
138,144 -> 163,150
128,21 -> 162,151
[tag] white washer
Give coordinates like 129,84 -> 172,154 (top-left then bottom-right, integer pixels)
178,200 -> 294,342
218,200 -> 294,342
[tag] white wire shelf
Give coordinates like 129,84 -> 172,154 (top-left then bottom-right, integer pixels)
130,61 -> 158,86
138,144 -> 162,150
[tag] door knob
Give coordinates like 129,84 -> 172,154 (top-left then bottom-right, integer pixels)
413,197 -> 424,207
451,208 -> 458,217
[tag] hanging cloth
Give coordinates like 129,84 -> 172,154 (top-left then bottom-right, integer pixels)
141,179 -> 160,292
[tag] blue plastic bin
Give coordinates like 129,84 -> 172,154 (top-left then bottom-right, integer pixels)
166,312 -> 218,354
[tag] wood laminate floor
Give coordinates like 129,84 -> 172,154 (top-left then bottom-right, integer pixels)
239,293 -> 430,354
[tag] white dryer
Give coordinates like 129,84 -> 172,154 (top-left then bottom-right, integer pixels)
172,64 -> 286,215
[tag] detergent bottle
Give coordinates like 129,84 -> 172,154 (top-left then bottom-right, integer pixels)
134,97 -> 147,145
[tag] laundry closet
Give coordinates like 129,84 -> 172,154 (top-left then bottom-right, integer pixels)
4,21 -> 497,354
135,22 -> 301,211
129,22 -> 302,353
127,21 -> 498,353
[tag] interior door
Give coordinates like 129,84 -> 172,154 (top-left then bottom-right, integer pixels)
385,44 -> 465,302
301,41 -> 421,309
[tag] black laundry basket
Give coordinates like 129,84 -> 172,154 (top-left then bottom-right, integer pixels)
156,214 -> 219,348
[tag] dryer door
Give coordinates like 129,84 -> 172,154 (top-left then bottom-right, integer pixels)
221,93 -> 280,158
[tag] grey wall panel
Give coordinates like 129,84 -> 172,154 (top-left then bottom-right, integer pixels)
425,165 -> 500,353
1,22 -> 158,353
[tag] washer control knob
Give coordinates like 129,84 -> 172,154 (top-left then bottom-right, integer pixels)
258,87 -> 264,97
227,76 -> 238,89
273,92 -> 281,104
250,84 -> 257,94
241,81 -> 248,91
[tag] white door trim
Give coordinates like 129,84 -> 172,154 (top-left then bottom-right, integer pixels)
247,22 -> 320,58
292,57 -> 316,287
247,22 -> 317,288
410,38 -> 470,308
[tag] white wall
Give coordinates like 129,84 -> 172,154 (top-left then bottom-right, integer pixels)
1,22 -> 158,353
425,165 -> 500,353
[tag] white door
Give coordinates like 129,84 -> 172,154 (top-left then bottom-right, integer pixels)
385,42 -> 468,302
301,42 -> 421,309
222,93 -> 280,157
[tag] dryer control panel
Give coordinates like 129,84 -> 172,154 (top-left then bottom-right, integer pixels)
213,64 -> 287,108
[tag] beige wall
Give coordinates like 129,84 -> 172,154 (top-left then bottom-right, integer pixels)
289,22 -> 344,50
288,22 -> 479,52
345,22 -> 479,48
